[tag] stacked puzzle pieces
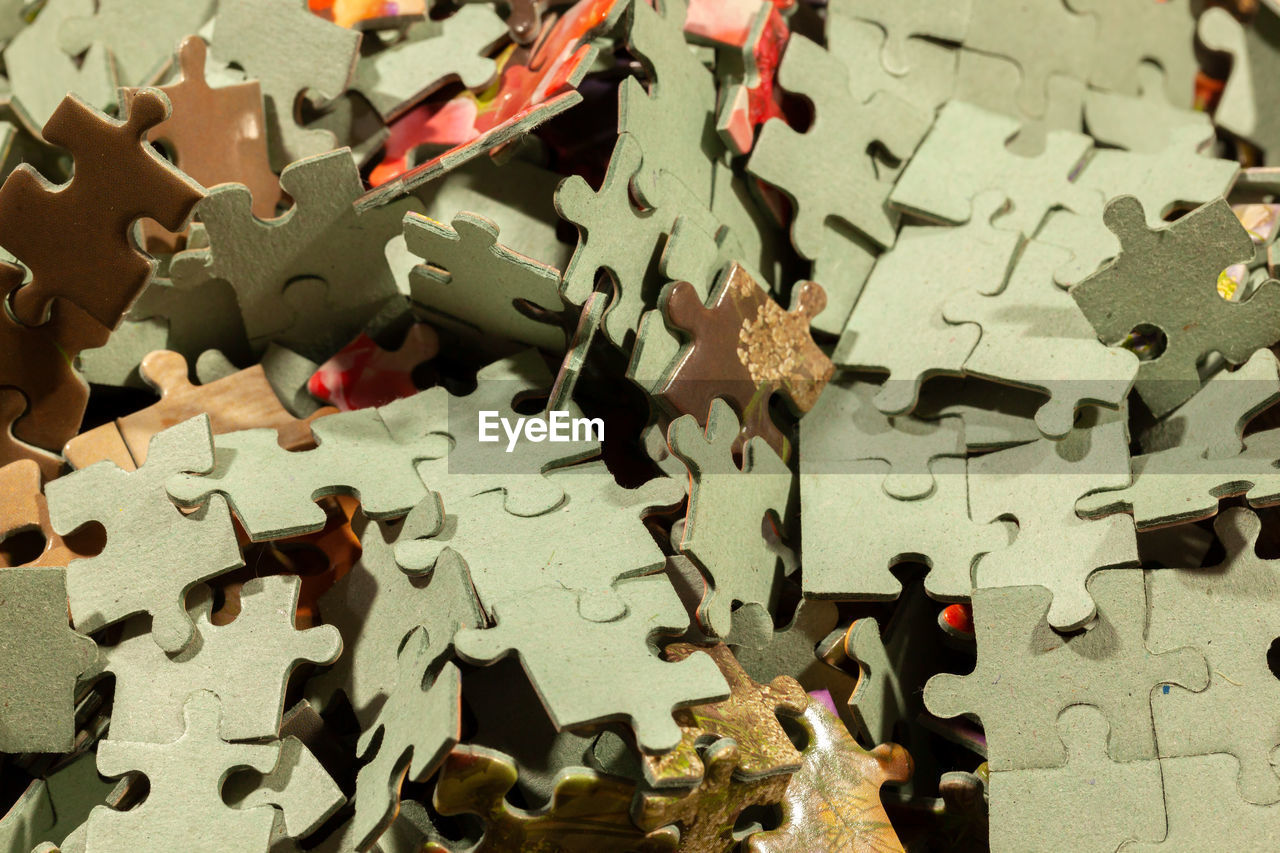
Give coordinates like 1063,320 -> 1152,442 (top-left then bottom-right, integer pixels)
4,0 -> 1280,850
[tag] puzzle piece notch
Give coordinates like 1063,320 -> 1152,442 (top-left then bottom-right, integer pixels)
3,88 -> 205,329
1070,195 -> 1280,417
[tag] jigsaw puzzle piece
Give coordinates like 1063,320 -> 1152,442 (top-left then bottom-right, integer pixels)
1198,5 -> 1280,161
746,701 -> 912,853
404,210 -> 566,351
953,52 -> 1085,156
348,627 -> 462,851
103,574 -> 341,743
968,412 -> 1138,631
88,691 -> 279,853
1139,348 -> 1280,457
1071,196 -> 1280,417
830,0 -> 969,76
801,377 -> 965,501
1065,0 -> 1196,107
924,569 -> 1208,771
833,192 -> 1021,417
227,735 -> 346,843
943,240 -> 1139,439
1146,508 -> 1280,804
46,415 -> 244,652
3,0 -> 117,129
890,100 -> 1094,234
58,0 -> 215,85
1119,752 -> 1280,851
989,705 -> 1166,853
351,5 -> 506,120
619,0 -> 720,204
2,88 -> 204,329
658,263 -> 832,460
428,745 -> 677,852
455,576 -> 731,754
0,566 -> 97,753
640,642 -> 807,787
170,148 -> 419,362
962,0 -> 1094,118
211,0 -> 362,168
666,399 -> 792,638
1083,63 -> 1212,154
748,33 -> 932,254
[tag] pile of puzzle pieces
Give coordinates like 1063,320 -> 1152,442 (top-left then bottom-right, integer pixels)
5,0 -> 1280,850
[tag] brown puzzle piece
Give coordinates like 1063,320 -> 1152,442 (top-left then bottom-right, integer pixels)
0,458 -> 94,568
0,266 -> 109,453
0,390 -> 63,482
641,642 -> 809,788
137,36 -> 284,253
1,89 -> 204,328
658,262 -> 832,458
64,350 -> 334,470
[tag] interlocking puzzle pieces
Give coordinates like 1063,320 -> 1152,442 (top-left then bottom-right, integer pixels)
746,702 -> 912,853
1145,508 -> 1280,805
46,415 -> 244,653
67,350 -> 329,471
211,0 -> 362,169
1071,196 -> 1280,417
428,745 -> 677,853
958,0 -> 1094,117
801,453 -> 1002,604
1083,63 -> 1213,154
943,240 -> 1140,441
455,575 -> 732,754
404,210 -> 567,351
308,322 -> 439,411
890,100 -> 1094,237
0,566 -> 97,752
748,33 -> 932,254
968,413 -> 1139,631
619,0 -> 720,205
666,400 -> 792,639
658,263 -> 833,460
139,35 -> 283,251
632,737 -> 792,852
1117,752 -> 1280,851
87,691 -> 279,853
1069,0 -> 1197,105
640,643 -> 807,788
989,705 -> 1166,853
829,0 -> 968,78
102,574 -> 341,744
801,377 -> 965,502
1,88 -> 204,329
170,148 -> 419,362
924,569 -> 1208,772
167,401 -> 446,542
395,460 -> 682,624
352,4 -> 506,120
349,627 -> 462,851
833,192 -> 1021,418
